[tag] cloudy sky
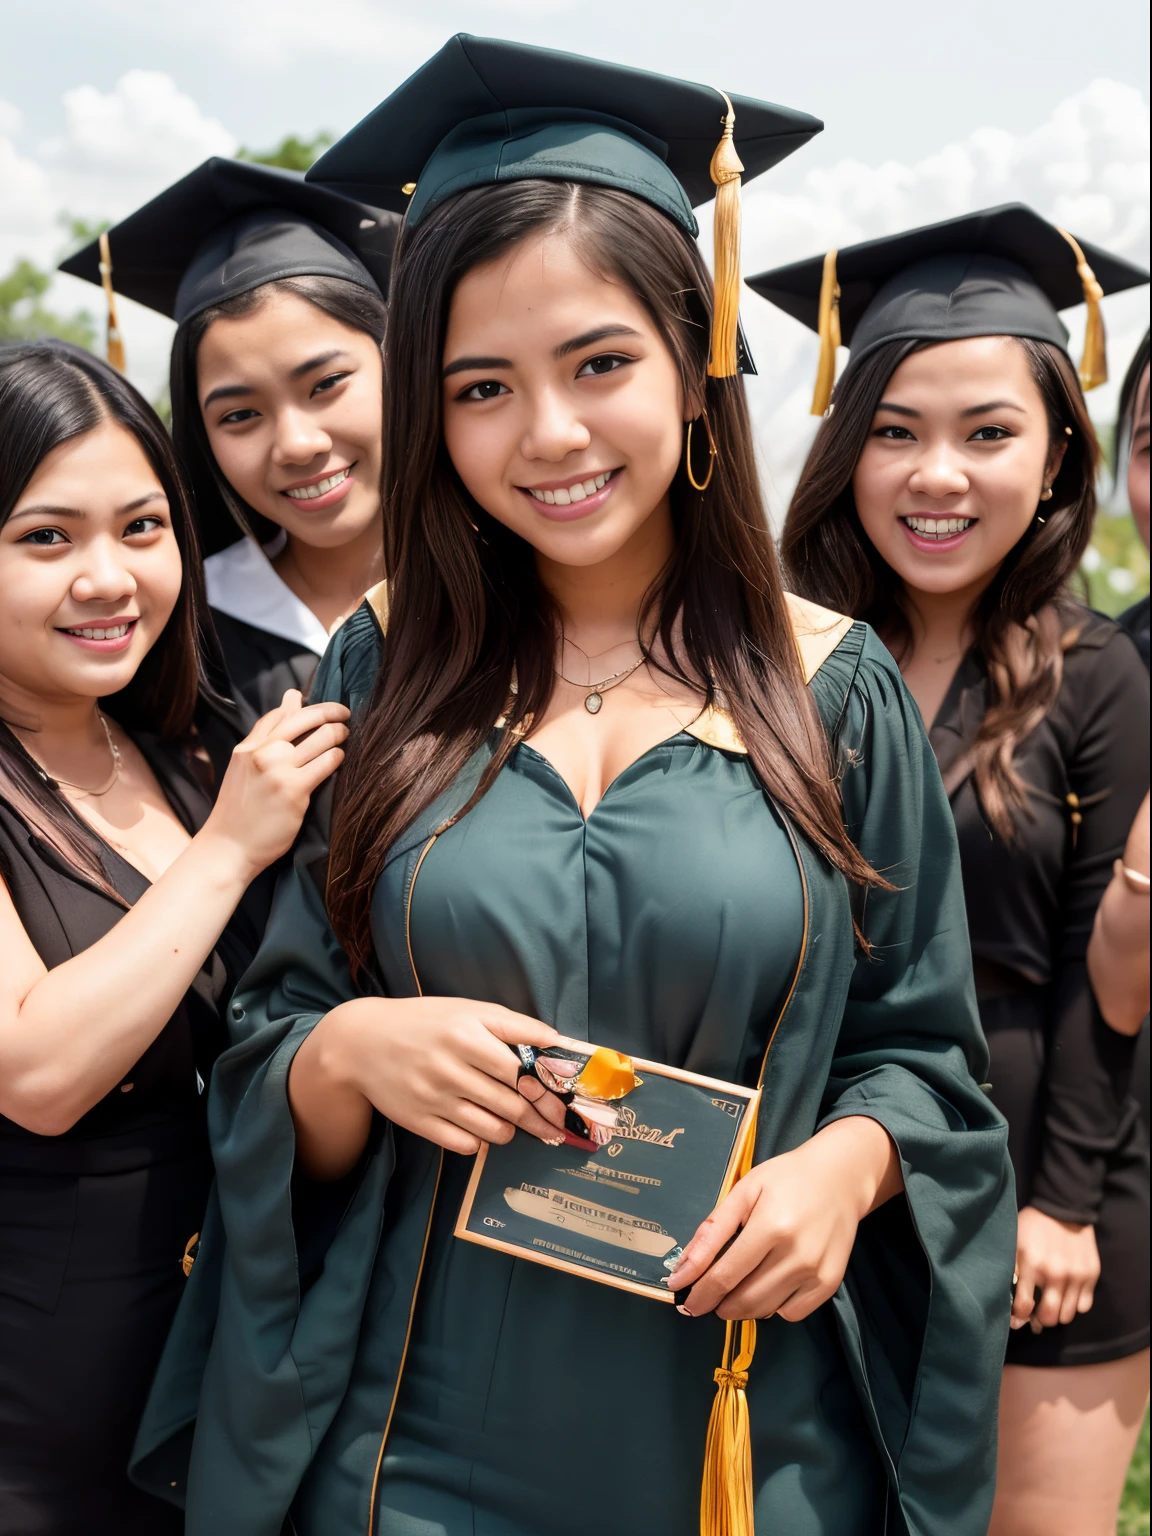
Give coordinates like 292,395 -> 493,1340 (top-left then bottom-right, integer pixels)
1,0 -> 1148,514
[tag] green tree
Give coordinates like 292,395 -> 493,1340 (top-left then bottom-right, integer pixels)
236,130 -> 333,172
0,258 -> 97,348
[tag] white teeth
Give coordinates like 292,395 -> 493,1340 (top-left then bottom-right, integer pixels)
528,471 -> 612,506
904,515 -> 974,537
284,468 -> 350,501
66,623 -> 130,640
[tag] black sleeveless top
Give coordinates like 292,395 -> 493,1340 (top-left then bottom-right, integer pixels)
0,728 -> 260,1173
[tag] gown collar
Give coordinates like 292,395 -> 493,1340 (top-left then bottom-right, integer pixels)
204,533 -> 331,657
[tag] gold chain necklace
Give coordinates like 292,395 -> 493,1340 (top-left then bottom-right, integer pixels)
28,712 -> 122,796
555,655 -> 646,715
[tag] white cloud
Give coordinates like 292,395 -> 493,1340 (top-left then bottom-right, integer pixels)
39,70 -> 235,222
721,78 -> 1151,522
0,73 -> 235,401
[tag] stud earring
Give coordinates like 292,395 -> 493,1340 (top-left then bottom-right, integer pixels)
1039,487 -> 1054,501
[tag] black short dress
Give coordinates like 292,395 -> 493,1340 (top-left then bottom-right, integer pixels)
930,606 -> 1150,1367
0,728 -> 260,1535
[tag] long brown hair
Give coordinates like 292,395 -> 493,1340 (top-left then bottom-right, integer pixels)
327,178 -> 882,975
0,339 -> 213,901
783,335 -> 1099,837
169,275 -> 388,556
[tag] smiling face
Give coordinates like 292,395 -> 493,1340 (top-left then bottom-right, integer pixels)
197,289 -> 384,549
851,336 -> 1066,604
441,231 -> 690,574
1128,363 -> 1150,551
0,418 -> 182,718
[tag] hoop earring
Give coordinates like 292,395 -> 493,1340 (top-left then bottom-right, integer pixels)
685,413 -> 717,492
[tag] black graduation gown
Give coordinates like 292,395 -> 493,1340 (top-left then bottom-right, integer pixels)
203,536 -> 329,725
0,730 -> 259,1535
930,606 -> 1150,1366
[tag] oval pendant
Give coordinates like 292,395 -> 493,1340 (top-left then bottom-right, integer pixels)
584,691 -> 603,715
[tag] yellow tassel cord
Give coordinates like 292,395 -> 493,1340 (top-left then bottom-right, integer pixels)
700,1318 -> 758,1536
707,92 -> 744,380
98,231 -> 126,373
810,248 -> 841,415
699,1111 -> 759,1535
1057,227 -> 1107,391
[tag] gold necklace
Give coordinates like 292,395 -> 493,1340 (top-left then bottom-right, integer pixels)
29,713 -> 122,796
555,655 -> 646,715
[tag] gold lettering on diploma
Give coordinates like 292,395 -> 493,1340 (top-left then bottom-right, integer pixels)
604,1105 -> 685,1152
503,1183 -> 679,1258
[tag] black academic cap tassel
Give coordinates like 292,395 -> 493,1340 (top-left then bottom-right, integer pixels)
810,249 -> 841,415
98,231 -> 126,374
1057,227 -> 1107,391
707,92 -> 744,380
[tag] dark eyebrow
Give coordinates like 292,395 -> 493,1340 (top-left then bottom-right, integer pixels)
960,399 -> 1026,417
291,348 -> 351,379
8,491 -> 165,524
442,354 -> 513,379
203,350 -> 353,409
875,401 -> 920,418
203,382 -> 253,409
555,324 -> 641,358
442,325 -> 644,380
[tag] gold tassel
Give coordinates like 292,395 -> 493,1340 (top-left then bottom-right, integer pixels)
700,1318 -> 758,1535
1056,227 -> 1107,391
810,248 -> 841,415
707,91 -> 744,380
98,231 -> 126,374
699,1114 -> 759,1534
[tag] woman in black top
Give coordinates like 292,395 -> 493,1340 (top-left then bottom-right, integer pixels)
767,208 -> 1150,1533
0,340 -> 348,1534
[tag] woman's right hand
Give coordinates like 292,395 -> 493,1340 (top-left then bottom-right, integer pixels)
1010,1204 -> 1100,1331
203,689 -> 350,881
312,996 -> 567,1155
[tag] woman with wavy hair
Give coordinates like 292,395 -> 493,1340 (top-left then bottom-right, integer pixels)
133,40 -> 1014,1536
760,206 -> 1150,1536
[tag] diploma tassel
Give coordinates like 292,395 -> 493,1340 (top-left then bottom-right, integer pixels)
810,248 -> 841,415
700,1318 -> 757,1536
98,231 -> 127,374
707,92 -> 744,380
700,1114 -> 759,1534
1057,226 -> 1107,391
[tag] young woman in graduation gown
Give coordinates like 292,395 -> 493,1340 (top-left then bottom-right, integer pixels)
0,341 -> 348,1534
131,39 -> 1015,1536
768,207 -> 1151,1534
62,160 -> 396,719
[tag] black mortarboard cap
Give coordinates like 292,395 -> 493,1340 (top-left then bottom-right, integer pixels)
307,34 -> 822,377
746,203 -> 1150,412
59,158 -> 400,333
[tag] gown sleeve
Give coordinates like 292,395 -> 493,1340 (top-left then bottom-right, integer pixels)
1028,627 -> 1149,1223
810,628 -> 1017,1536
130,603 -> 395,1532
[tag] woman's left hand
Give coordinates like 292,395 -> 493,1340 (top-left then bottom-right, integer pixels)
668,1116 -> 903,1322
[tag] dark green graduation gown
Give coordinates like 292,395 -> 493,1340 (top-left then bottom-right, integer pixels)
132,600 -> 1015,1536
